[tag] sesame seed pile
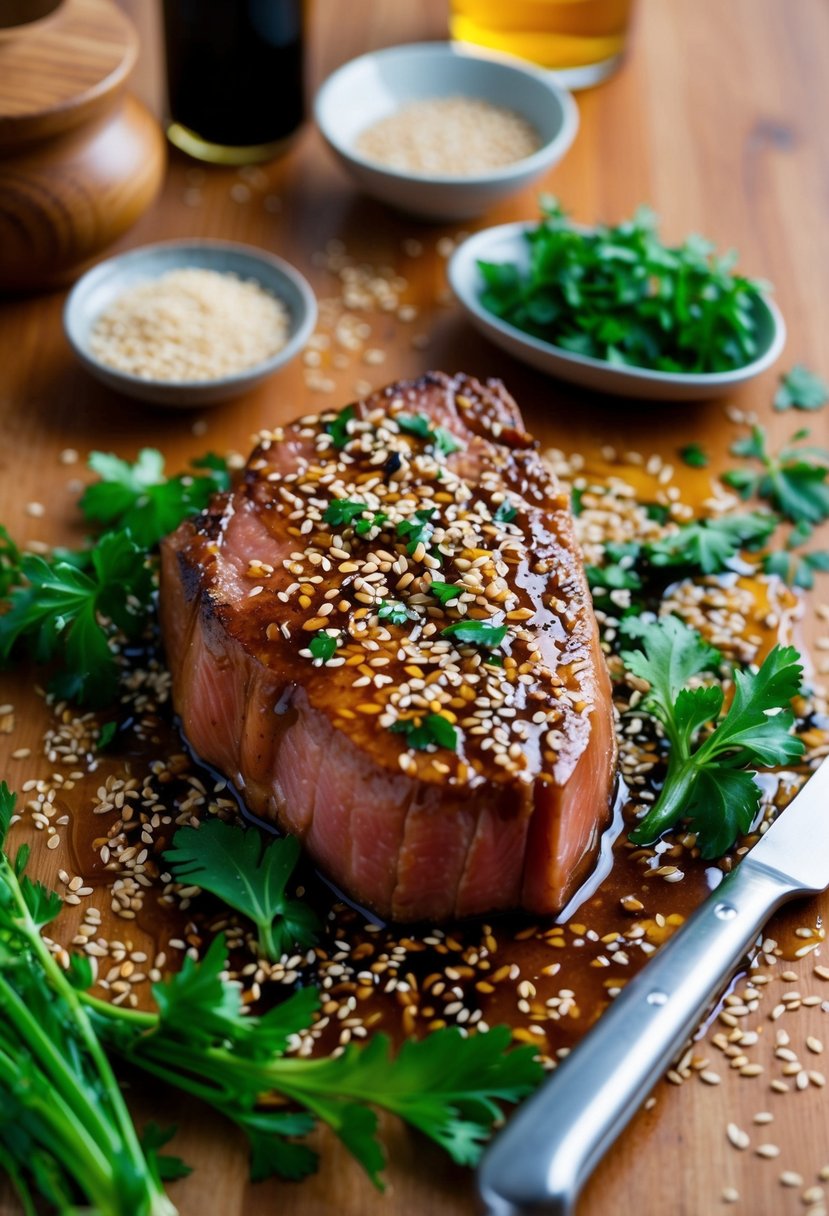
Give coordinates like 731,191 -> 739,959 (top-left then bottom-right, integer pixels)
354,96 -> 542,176
89,268 -> 290,382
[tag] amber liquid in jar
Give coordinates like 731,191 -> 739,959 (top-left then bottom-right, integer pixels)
162,0 -> 306,164
449,0 -> 634,89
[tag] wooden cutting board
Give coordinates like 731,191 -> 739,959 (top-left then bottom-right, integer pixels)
1,1 -> 829,1214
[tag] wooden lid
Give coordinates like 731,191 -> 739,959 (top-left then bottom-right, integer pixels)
0,0 -> 137,147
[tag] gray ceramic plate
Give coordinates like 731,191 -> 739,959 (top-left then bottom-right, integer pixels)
449,222 -> 786,400
64,240 -> 317,408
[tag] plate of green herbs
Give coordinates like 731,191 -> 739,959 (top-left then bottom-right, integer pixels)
448,203 -> 785,400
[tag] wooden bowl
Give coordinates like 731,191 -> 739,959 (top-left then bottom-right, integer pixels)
0,0 -> 165,292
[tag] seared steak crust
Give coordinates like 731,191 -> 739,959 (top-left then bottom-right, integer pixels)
160,372 -> 616,920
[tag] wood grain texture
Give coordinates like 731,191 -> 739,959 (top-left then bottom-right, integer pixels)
1,1 -> 829,1214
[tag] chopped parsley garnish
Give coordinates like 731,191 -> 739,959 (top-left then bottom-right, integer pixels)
0,531 -> 154,707
774,364 -> 829,412
323,498 -> 368,527
325,404 -> 356,450
396,507 -> 436,554
620,616 -> 804,857
680,442 -> 710,468
396,413 -> 464,456
164,819 -> 320,962
646,512 -> 776,573
80,448 -> 230,549
441,620 -> 508,648
377,600 -> 409,625
477,199 -> 765,374
429,580 -> 463,606
390,713 -> 459,752
494,501 -> 518,523
308,632 -> 338,662
724,425 -> 829,525
97,721 -> 118,751
763,547 -> 829,589
0,525 -> 22,597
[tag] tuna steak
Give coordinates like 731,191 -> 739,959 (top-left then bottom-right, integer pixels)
159,372 -> 617,921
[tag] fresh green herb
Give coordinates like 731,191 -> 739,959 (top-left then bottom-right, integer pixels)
0,783 -> 175,1216
646,512 -> 776,573
355,511 -> 387,537
680,443 -> 710,468
0,525 -> 22,597
80,449 -> 230,549
377,600 -> 410,625
0,531 -> 154,707
724,425 -> 829,525
139,1124 -> 192,1183
325,405 -> 356,450
620,616 -> 804,856
429,580 -> 463,606
396,508 -> 436,554
494,501 -> 518,524
763,547 -> 829,589
397,414 -> 464,456
163,820 -> 319,963
774,364 -> 829,412
477,199 -> 765,374
571,487 -> 584,516
645,503 -> 671,525
97,721 -> 118,751
389,713 -> 459,752
396,413 -> 433,440
308,632 -> 338,663
323,498 -> 368,528
585,542 -> 643,594
441,620 -> 508,649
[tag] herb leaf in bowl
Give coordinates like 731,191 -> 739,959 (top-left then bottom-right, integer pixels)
477,200 -> 766,375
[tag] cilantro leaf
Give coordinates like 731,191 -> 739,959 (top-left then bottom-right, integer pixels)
308,632 -> 338,662
441,620 -> 508,648
0,532 -> 154,707
390,714 -> 458,752
724,425 -> 829,525
763,547 -> 829,589
494,501 -> 518,523
80,449 -> 230,549
396,508 -> 436,554
621,618 -> 804,855
647,512 -> 776,574
680,443 -> 710,468
163,821 -> 320,961
377,600 -> 409,625
774,365 -> 829,412
323,499 -> 368,528
139,1123 -> 192,1183
325,405 -> 356,450
396,414 -> 464,456
429,580 -> 463,606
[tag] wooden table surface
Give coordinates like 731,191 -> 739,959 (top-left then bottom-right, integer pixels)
2,1 -> 829,1214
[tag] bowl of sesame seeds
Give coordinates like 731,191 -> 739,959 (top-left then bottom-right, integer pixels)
64,240 -> 317,408
314,42 -> 578,221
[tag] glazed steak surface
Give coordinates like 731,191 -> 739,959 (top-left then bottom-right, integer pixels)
160,372 -> 616,921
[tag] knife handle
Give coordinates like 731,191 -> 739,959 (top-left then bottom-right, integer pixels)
477,857 -> 797,1216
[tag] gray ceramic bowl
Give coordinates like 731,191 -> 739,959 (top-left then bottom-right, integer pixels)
314,42 -> 578,222
64,240 -> 317,408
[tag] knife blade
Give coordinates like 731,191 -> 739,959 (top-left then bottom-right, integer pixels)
477,756 -> 829,1216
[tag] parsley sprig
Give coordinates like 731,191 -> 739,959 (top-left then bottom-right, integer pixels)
478,199 -> 765,374
80,449 -> 230,549
163,820 -> 320,962
773,364 -> 829,412
396,413 -> 464,456
390,714 -> 459,752
0,531 -> 154,706
620,617 -> 805,856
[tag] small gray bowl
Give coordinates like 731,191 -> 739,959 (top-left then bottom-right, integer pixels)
314,42 -> 578,222
64,240 -> 317,408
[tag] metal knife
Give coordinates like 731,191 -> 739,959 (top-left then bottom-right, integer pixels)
478,756 -> 829,1216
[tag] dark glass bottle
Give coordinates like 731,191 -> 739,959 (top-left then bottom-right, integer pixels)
162,0 -> 306,164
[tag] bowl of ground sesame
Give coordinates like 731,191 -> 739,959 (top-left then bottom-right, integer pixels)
63,240 -> 317,407
314,42 -> 578,221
